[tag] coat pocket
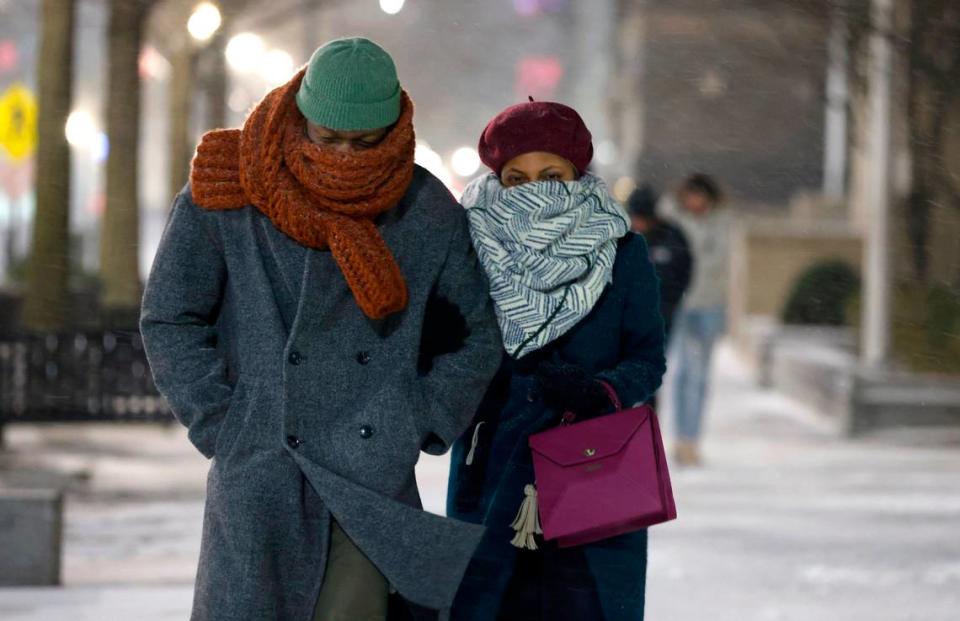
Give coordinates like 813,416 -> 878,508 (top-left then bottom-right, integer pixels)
402,374 -> 429,449
381,376 -> 424,460
213,378 -> 259,460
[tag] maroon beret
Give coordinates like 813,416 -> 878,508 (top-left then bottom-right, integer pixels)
478,100 -> 593,175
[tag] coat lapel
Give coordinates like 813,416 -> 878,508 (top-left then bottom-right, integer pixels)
257,216 -> 308,333
254,181 -> 420,336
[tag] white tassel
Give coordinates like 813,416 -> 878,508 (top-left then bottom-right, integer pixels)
509,484 -> 543,550
465,422 -> 485,466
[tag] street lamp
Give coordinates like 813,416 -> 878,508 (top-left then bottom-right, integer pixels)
416,142 -> 454,190
450,146 -> 480,177
594,140 -> 617,167
187,2 -> 222,42
612,176 -> 636,203
225,32 -> 265,72
259,49 -> 294,86
380,0 -> 405,15
65,110 -> 97,149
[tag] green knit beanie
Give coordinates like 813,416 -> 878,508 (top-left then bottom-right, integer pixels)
296,37 -> 402,131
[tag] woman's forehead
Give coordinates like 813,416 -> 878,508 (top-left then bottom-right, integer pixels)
503,151 -> 575,171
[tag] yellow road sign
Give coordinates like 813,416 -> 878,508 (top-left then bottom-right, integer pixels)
0,83 -> 38,161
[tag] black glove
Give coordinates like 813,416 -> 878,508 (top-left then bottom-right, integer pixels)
534,361 -> 616,421
417,295 -> 470,374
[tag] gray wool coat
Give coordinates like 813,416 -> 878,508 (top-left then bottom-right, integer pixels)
140,165 -> 502,621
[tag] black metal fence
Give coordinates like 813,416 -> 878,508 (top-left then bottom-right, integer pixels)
0,331 -> 171,423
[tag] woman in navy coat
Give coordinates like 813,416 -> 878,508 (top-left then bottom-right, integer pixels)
447,100 -> 666,620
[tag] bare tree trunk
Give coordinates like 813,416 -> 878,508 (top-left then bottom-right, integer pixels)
23,0 -> 75,332
611,0 -> 647,179
204,29 -> 228,130
100,0 -> 149,329
168,46 -> 195,204
903,0 -> 960,282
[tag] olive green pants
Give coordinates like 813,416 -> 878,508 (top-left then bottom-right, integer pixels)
312,521 -> 390,621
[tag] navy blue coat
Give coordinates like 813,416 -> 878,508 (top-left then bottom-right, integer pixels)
447,233 -> 666,621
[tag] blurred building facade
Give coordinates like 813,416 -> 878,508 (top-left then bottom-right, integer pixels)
137,0 -> 628,263
1,0 -> 956,370
3,0 -> 838,287
611,0 -> 830,208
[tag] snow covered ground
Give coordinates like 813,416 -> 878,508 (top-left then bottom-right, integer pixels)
1,344 -> 959,620
646,346 -> 960,621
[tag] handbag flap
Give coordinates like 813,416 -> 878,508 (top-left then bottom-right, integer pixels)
528,406 -> 651,467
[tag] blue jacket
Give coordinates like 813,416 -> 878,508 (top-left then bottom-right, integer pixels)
447,233 -> 666,621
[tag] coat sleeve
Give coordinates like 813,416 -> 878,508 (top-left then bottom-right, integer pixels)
660,227 -> 693,308
140,187 -> 232,458
415,210 -> 502,455
596,235 -> 667,406
657,223 -> 694,323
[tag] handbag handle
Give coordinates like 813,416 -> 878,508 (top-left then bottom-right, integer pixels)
598,380 -> 622,411
561,380 -> 622,425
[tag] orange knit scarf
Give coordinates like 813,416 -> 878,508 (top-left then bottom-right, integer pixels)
189,69 -> 415,319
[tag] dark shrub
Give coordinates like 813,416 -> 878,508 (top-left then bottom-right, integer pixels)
781,260 -> 860,326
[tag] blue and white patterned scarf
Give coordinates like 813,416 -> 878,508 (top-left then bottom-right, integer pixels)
462,173 -> 629,357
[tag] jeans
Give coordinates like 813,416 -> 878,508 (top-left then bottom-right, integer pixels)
671,306 -> 725,441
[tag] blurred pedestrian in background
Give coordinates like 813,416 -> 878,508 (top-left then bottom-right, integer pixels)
627,184 -> 693,412
140,37 -> 500,621
627,184 -> 693,337
664,173 -> 730,467
447,100 -> 666,621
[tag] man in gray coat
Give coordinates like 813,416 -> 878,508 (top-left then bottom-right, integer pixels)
140,38 -> 501,621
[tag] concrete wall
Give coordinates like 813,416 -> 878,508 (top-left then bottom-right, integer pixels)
769,335 -> 960,435
0,489 -> 63,586
728,220 -> 862,340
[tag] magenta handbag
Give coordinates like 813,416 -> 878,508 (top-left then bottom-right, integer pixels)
525,385 -> 677,548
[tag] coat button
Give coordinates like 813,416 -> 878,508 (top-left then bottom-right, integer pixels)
359,425 -> 374,439
356,351 -> 371,365
288,351 -> 302,365
286,435 -> 302,449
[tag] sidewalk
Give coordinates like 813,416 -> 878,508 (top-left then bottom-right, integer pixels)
647,346 -> 960,620
1,344 -> 958,620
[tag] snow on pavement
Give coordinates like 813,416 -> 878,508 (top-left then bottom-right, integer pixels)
1,343 -> 959,620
